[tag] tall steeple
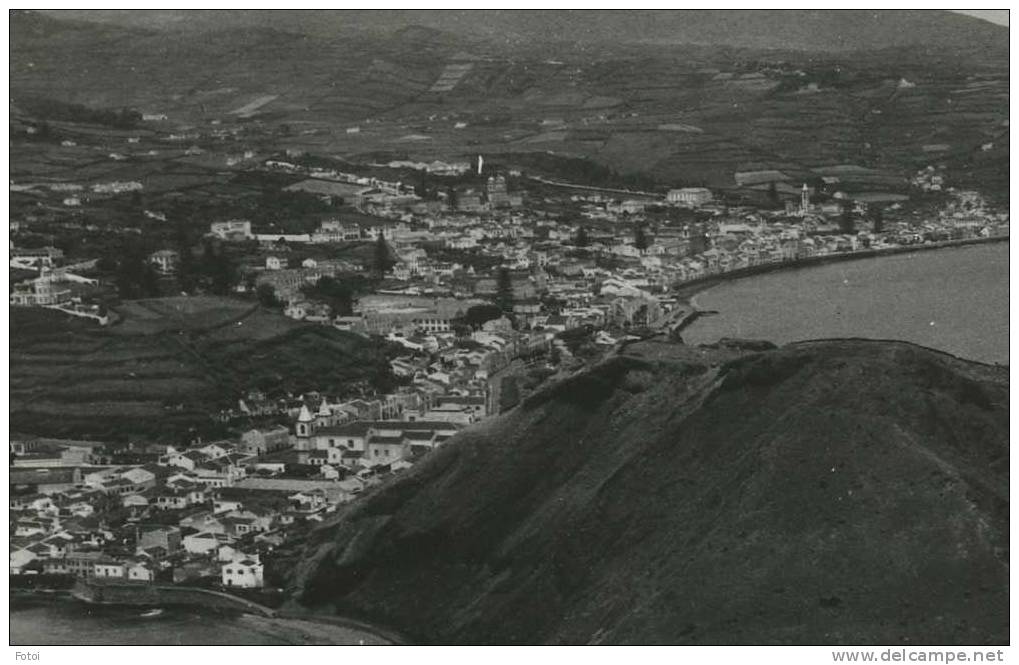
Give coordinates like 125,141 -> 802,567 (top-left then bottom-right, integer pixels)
296,404 -> 314,439
316,399 -> 332,428
800,183 -> 810,216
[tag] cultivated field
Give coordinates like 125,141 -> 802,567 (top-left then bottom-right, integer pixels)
10,298 -> 395,442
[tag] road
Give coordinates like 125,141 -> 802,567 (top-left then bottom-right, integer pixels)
526,175 -> 663,199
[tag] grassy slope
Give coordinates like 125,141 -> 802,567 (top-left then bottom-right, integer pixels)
286,339 -> 1008,645
10,299 -> 394,441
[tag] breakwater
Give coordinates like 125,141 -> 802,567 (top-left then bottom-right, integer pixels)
71,579 -> 276,617
673,235 -> 1008,301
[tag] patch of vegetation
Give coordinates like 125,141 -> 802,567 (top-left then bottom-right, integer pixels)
19,96 -> 142,129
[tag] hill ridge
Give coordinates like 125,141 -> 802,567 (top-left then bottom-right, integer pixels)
284,338 -> 1008,645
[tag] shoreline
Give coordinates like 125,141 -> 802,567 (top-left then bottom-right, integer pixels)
672,235 -> 1008,307
668,236 -> 1008,364
11,589 -> 399,646
271,610 -> 410,645
234,613 -> 394,645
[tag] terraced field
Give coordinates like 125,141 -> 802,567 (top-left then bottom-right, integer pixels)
10,299 -> 396,442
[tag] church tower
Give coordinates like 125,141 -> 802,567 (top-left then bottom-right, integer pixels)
316,400 -> 332,430
295,404 -> 314,449
800,183 -> 810,216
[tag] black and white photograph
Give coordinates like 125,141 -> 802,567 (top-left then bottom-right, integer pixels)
7,7 -> 1010,653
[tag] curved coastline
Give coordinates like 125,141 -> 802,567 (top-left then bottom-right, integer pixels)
12,586 -> 401,643
676,237 -> 1008,364
673,235 -> 1008,306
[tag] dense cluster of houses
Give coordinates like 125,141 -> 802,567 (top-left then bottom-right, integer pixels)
8,405 -> 472,588
183,172 -> 1008,357
9,297 -> 565,587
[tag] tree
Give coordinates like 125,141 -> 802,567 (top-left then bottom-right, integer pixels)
173,220 -> 197,294
839,201 -> 855,234
634,224 -> 650,251
256,283 -> 281,309
463,304 -> 503,328
495,267 -> 514,313
200,240 -> 238,295
575,225 -> 590,247
767,181 -> 780,206
302,276 -> 353,316
871,206 -> 885,234
139,262 -> 160,297
372,233 -> 395,278
113,241 -> 160,300
96,253 -> 119,274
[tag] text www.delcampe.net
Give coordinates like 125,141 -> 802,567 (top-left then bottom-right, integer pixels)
833,650 -> 1006,663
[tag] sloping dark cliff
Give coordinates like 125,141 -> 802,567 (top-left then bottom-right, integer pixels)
286,339 -> 1008,645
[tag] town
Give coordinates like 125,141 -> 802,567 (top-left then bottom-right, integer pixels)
8,42 -> 1012,604
8,8 -> 1012,650
9,144 -> 1008,600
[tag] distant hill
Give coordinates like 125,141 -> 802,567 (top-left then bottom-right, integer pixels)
40,9 -> 1008,53
10,10 -> 1010,200
283,339 -> 1008,644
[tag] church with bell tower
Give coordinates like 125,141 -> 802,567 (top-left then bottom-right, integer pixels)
800,183 -> 811,216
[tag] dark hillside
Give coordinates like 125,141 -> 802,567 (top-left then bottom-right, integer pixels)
9,301 -> 395,441
285,339 -> 1008,645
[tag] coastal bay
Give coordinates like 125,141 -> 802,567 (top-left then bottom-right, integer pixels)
682,242 -> 1009,364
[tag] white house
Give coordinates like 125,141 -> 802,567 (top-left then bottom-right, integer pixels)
209,219 -> 253,241
126,561 -> 155,582
221,553 -> 264,588
93,560 -> 126,579
149,250 -> 179,275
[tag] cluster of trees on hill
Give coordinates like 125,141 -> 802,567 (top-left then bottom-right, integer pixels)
21,97 -> 141,129
448,303 -> 510,338
100,241 -> 160,300
188,240 -> 239,295
251,189 -> 335,228
372,233 -> 396,279
97,235 -> 240,301
300,275 -> 354,316
494,152 -> 661,191
770,64 -> 889,95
